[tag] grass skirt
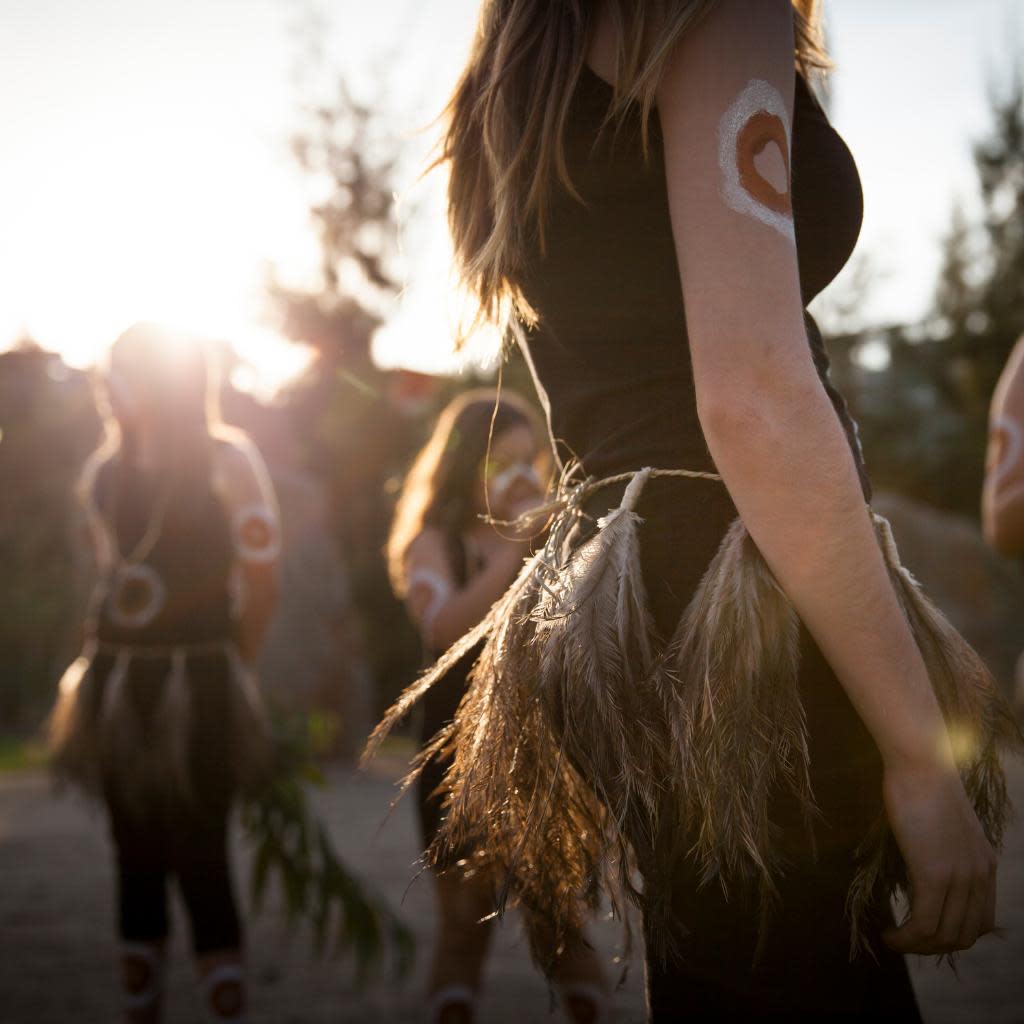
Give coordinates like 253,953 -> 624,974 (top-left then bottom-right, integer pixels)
48,639 -> 271,811
366,466 -> 1021,965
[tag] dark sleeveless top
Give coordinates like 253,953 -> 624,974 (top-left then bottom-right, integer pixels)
93,454 -> 234,648
517,68 -> 869,498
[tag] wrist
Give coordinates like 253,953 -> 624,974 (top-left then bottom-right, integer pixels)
879,725 -> 956,778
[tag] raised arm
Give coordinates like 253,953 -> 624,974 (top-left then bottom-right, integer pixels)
654,0 -> 994,954
982,336 -> 1024,556
403,528 -> 527,652
213,431 -> 281,664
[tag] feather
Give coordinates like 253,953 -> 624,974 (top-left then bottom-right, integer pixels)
47,647 -> 102,790
97,650 -> 143,791
360,546 -> 546,767
369,469 -> 1021,974
49,641 -> 274,811
159,650 -> 191,799
225,646 -> 273,794
665,520 -> 809,882
846,513 -> 1023,955
421,469 -> 666,965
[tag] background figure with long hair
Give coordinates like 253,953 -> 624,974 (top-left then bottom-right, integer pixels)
387,389 -> 608,1024
48,323 -> 280,1023
368,2 -> 1021,1020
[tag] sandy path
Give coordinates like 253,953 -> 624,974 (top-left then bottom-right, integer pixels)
1,759 -> 1022,1022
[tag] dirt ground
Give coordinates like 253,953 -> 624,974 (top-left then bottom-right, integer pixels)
1,757 -> 1022,1023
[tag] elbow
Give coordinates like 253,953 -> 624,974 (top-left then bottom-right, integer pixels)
425,612 -> 463,653
982,506 -> 1024,558
696,392 -> 764,446
696,365 -> 819,452
245,568 -> 279,619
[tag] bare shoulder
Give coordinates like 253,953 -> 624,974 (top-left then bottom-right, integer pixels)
211,425 -> 276,508
406,527 -> 452,572
212,424 -> 261,467
211,426 -> 269,481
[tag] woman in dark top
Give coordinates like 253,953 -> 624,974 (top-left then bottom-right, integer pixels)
49,323 -> 280,1023
369,2 -> 1019,1020
388,389 -> 608,1024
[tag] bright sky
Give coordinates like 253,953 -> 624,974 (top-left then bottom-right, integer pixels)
0,0 -> 1020,392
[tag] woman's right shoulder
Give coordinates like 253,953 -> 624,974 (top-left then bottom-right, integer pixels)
405,527 -> 452,570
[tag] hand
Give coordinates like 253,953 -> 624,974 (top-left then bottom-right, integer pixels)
882,759 -> 997,955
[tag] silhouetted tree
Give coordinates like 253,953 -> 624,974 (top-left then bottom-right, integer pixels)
974,63 -> 1024,356
824,52 -> 1024,519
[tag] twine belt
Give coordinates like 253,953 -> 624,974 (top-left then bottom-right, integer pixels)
487,464 -> 723,533
90,638 -> 234,659
590,466 -> 722,488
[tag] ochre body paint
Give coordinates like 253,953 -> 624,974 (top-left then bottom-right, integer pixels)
989,414 -> 1024,509
718,79 -> 795,241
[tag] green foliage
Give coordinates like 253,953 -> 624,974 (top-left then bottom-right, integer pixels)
973,64 -> 1024,350
241,709 -> 414,982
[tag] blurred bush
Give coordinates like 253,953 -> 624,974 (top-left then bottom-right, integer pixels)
0,343 -> 100,730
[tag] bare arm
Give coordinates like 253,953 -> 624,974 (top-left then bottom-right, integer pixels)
213,431 -> 281,664
653,0 -> 994,954
404,529 -> 527,652
982,335 -> 1024,555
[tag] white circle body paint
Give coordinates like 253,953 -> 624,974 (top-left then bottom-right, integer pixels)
717,79 -> 795,242
991,415 -> 1024,487
108,563 -> 167,629
232,504 -> 281,563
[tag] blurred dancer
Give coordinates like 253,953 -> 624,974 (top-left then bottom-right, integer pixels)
49,323 -> 280,1023
983,334 -> 1024,704
387,389 -> 608,1024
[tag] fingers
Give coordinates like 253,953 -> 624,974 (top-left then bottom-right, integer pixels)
936,875 -> 971,950
884,857 -> 998,955
883,872 -> 946,954
956,855 -> 998,950
957,879 -> 986,950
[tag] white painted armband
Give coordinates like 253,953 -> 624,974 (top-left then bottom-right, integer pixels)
407,567 -> 454,642
990,414 -> 1024,509
231,503 -> 281,564
718,79 -> 795,242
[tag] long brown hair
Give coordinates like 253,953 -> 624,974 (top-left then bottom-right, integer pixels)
442,0 -> 828,337
387,388 -> 541,596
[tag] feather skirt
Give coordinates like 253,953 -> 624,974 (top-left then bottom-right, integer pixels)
366,468 -> 1022,964
48,641 -> 271,811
